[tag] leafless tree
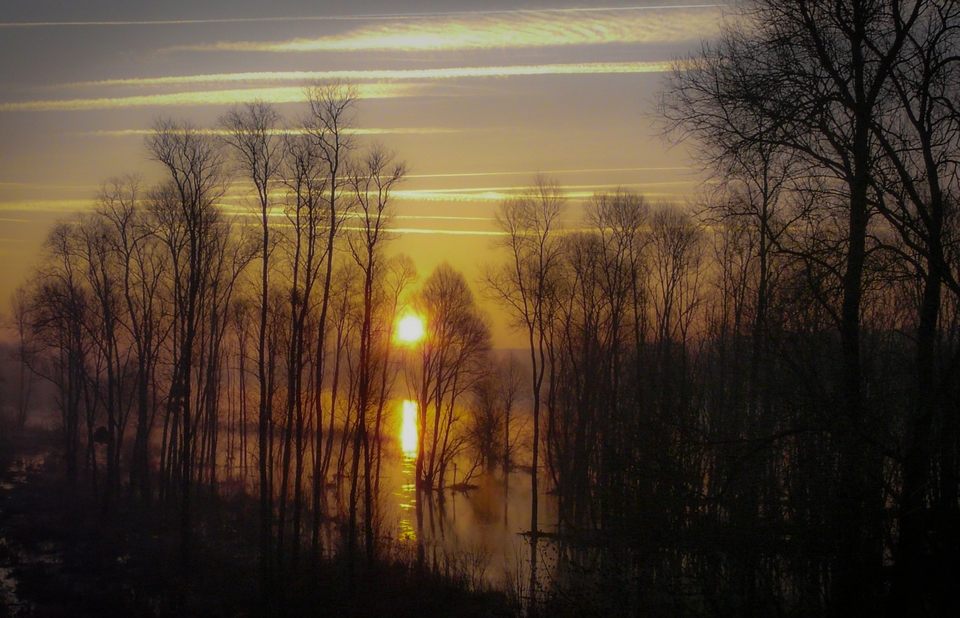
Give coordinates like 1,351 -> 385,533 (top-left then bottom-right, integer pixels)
218,101 -> 285,590
22,223 -> 92,484
345,144 -> 406,566
655,1 -> 960,612
413,262 -> 491,490
271,128 -> 329,575
483,175 -> 566,614
10,286 -> 38,429
74,211 -> 133,510
864,2 -> 960,608
94,176 -> 171,501
146,117 -> 229,576
302,82 -> 358,568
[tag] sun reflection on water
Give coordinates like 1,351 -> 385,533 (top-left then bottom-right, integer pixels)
396,400 -> 419,541
397,455 -> 418,541
400,400 -> 418,458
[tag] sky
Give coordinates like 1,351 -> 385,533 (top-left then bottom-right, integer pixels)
0,0 -> 722,342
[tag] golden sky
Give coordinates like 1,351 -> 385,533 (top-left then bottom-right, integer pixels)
0,0 -> 719,339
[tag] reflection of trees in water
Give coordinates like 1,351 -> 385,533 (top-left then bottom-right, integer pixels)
389,464 -> 554,594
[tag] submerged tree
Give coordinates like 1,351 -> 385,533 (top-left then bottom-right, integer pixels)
467,353 -> 525,477
219,100 -> 284,592
484,176 -> 566,614
10,286 -> 38,429
345,144 -> 407,566
413,262 -> 491,491
23,223 -> 91,485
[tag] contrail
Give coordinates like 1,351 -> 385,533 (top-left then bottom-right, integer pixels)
0,199 -> 90,212
1,5 -> 720,28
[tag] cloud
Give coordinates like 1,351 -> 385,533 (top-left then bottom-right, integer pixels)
407,166 -> 692,179
4,59 -> 686,113
2,5 -> 719,30
75,127 -> 464,137
393,182 -> 696,203
0,84 -> 415,112
388,227 -> 504,236
0,15 -> 390,28
394,214 -> 494,221
173,7 -> 721,53
0,200 -> 91,212
58,61 -> 674,90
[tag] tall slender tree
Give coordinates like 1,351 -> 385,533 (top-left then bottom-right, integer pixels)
146,117 -> 228,578
303,82 -> 358,567
346,144 -> 406,567
484,176 -> 566,615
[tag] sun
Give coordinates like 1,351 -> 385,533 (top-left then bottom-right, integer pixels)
396,313 -> 425,345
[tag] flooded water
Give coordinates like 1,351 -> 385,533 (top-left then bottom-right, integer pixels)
0,453 -> 56,617
213,395 -> 557,589
0,403 -> 557,603
383,449 -> 557,590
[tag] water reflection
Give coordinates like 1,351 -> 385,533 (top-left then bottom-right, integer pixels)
384,448 -> 556,589
400,400 -> 418,458
396,454 -> 418,541
396,399 -> 420,541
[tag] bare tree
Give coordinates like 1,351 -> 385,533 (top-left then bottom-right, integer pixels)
218,101 -> 285,592
413,262 -> 491,491
483,175 -> 566,614
658,2 -> 937,610
345,144 -> 406,566
864,3 -> 960,608
94,176 -> 171,501
146,117 -> 229,577
272,128 -> 329,575
23,223 -> 92,484
302,82 -> 358,568
10,286 -> 38,429
74,211 -> 133,510
371,254 -> 418,497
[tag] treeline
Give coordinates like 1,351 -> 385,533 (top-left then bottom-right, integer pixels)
477,1 -> 960,616
9,83 -> 512,608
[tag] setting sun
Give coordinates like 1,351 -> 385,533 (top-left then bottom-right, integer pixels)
396,314 -> 425,344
